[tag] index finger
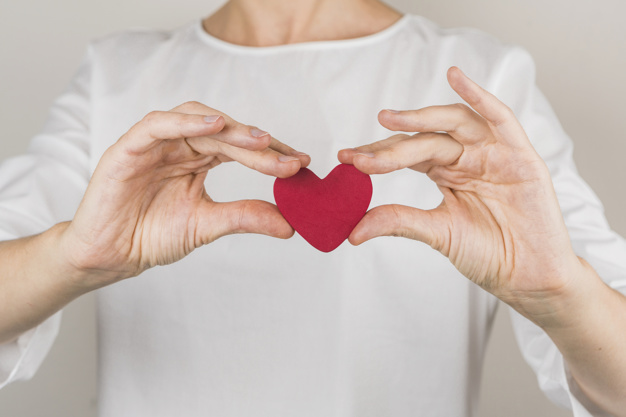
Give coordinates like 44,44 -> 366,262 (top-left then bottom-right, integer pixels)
344,132 -> 463,175
123,111 -> 227,154
172,101 -> 273,151
377,105 -> 488,145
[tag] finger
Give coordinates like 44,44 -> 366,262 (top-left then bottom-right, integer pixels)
172,102 -> 311,155
349,132 -> 463,175
210,124 -> 273,152
349,204 -> 446,249
171,101 -> 275,151
185,137 -> 303,178
171,101 -> 224,114
268,137 -> 311,168
124,111 -> 226,153
377,106 -> 487,145
446,67 -> 528,146
199,199 -> 295,243
337,134 -> 409,164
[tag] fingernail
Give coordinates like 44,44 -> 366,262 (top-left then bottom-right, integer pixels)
204,115 -> 221,123
278,155 -> 300,162
356,152 -> 375,158
250,128 -> 269,138
385,109 -> 400,114
291,151 -> 309,157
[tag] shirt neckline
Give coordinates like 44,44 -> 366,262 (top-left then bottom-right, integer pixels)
194,14 -> 411,54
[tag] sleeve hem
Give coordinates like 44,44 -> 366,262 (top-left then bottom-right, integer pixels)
0,311 -> 62,389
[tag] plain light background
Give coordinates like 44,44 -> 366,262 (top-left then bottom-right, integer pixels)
0,0 -> 624,416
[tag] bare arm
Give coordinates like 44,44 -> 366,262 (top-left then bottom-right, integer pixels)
520,257 -> 626,415
339,67 -> 626,415
0,101 -> 309,345
0,223 -> 90,344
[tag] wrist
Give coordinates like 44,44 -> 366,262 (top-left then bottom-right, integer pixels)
508,257 -> 626,415
54,222 -> 125,293
0,222 -> 109,343
506,257 -> 606,332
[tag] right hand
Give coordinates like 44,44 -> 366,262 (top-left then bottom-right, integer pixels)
61,101 -> 309,288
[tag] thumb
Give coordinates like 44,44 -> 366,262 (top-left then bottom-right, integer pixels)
198,200 -> 295,243
349,204 -> 447,249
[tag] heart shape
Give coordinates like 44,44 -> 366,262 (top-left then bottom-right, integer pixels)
274,164 -> 373,252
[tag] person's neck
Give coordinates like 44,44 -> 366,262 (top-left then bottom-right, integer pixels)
203,0 -> 403,47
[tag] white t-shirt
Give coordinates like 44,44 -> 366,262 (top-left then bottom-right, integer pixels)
0,14 -> 624,417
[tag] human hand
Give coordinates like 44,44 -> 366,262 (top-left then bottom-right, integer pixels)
62,101 -> 309,287
338,68 -> 585,311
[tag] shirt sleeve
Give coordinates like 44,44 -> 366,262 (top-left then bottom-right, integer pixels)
0,47 -> 93,389
491,46 -> 626,416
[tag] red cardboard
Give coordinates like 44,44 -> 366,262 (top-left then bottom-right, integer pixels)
274,164 -> 373,252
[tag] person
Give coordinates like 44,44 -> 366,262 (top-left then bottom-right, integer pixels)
0,0 -> 625,416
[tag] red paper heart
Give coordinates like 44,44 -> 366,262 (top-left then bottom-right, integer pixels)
274,164 -> 373,252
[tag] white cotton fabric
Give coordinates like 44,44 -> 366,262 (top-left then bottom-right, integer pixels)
1,14 -> 624,417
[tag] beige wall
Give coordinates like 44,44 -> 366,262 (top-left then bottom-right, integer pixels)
0,0 -> 624,416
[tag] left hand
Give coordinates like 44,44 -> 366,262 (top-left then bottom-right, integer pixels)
338,67 -> 585,310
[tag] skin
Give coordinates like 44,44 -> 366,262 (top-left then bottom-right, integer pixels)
339,67 -> 626,415
204,0 -> 402,46
0,0 -> 624,414
0,102 -> 311,342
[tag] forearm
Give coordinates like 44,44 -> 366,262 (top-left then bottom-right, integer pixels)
0,222 -> 96,344
514,258 -> 626,416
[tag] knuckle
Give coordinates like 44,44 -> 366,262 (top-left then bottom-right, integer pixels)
452,102 -> 473,115
179,100 -> 203,112
501,104 -> 515,118
142,110 -> 161,125
493,104 -> 516,127
236,201 -> 249,232
389,205 -> 408,237
391,133 -> 410,142
213,140 -> 227,155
